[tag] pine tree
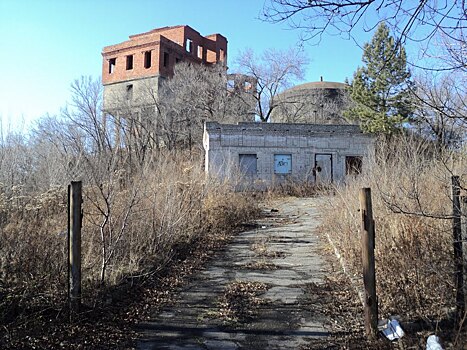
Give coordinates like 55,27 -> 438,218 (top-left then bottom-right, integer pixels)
345,22 -> 414,133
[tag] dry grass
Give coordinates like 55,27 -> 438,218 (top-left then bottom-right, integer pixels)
321,134 -> 465,326
0,151 -> 260,348
267,178 -> 329,197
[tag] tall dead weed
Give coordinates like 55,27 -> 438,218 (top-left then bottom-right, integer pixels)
321,135 -> 463,323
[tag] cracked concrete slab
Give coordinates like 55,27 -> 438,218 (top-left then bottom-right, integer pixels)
137,197 -> 329,349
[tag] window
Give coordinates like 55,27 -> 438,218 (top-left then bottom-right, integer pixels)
163,52 -> 169,67
185,38 -> 193,53
239,154 -> 257,176
126,55 -> 133,70
108,58 -> 116,74
274,154 -> 292,174
207,49 -> 216,62
198,45 -> 203,59
219,48 -> 225,62
144,51 -> 151,69
346,156 -> 363,175
227,79 -> 235,91
126,84 -> 133,100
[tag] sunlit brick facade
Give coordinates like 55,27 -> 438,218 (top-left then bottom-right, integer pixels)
101,25 -> 227,112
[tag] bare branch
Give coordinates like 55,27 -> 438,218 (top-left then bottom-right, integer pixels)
262,0 -> 467,72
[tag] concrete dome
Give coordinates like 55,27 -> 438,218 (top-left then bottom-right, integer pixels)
283,81 -> 347,93
271,81 -> 352,125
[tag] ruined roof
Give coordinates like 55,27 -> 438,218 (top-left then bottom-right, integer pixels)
128,25 -> 187,39
287,81 -> 346,91
273,81 -> 348,101
103,25 -> 226,55
205,122 -> 367,135
284,81 -> 347,93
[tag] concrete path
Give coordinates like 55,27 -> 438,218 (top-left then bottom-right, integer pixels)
137,197 -> 329,349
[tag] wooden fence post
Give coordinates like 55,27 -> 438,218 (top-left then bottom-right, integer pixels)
461,196 -> 467,311
452,176 -> 464,322
68,181 -> 82,313
359,187 -> 378,338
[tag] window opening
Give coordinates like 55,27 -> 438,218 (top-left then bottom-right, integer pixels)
198,45 -> 203,59
144,51 -> 151,69
126,84 -> 133,100
186,38 -> 193,53
219,48 -> 225,62
126,55 -> 133,70
274,154 -> 292,174
108,58 -> 116,74
345,156 -> 363,175
163,52 -> 169,67
227,79 -> 235,91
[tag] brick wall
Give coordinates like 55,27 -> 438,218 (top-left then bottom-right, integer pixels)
102,25 -> 228,86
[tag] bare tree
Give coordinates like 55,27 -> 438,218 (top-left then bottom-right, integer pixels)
234,47 -> 308,122
30,76 -> 147,286
99,62 -> 256,154
262,0 -> 466,72
412,72 -> 467,149
29,115 -> 82,188
62,76 -> 110,154
440,29 -> 467,72
157,63 -> 220,150
0,130 -> 33,192
153,62 -> 253,151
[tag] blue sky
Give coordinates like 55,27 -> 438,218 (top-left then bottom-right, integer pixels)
0,0 -> 373,130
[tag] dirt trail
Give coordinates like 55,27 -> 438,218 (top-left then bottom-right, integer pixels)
137,197 -> 329,349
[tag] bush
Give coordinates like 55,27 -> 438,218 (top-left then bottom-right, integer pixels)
0,152 -> 259,326
321,134 -> 460,321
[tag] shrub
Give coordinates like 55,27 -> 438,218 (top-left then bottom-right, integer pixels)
0,151 -> 259,326
321,134 -> 460,320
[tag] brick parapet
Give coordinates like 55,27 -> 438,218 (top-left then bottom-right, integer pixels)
102,25 -> 227,86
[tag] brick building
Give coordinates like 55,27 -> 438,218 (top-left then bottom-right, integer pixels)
101,25 -> 228,113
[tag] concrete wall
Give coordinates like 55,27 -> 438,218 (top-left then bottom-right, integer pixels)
103,75 -> 163,112
204,122 -> 375,187
271,81 -> 352,125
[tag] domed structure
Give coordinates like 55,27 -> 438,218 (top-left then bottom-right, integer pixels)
271,80 -> 353,124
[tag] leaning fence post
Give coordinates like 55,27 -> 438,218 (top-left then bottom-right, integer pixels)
359,187 -> 378,338
452,176 -> 464,322
68,181 -> 82,314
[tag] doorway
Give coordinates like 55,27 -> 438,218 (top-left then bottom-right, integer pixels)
314,154 -> 333,184
239,154 -> 257,176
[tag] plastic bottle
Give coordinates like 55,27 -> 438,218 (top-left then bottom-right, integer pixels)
426,335 -> 443,350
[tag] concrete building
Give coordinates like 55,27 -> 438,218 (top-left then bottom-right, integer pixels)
271,80 -> 353,125
101,25 -> 227,113
204,122 -> 374,187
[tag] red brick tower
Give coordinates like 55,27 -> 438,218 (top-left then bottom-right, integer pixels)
101,25 -> 227,113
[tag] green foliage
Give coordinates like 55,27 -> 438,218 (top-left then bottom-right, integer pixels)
345,23 -> 414,133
